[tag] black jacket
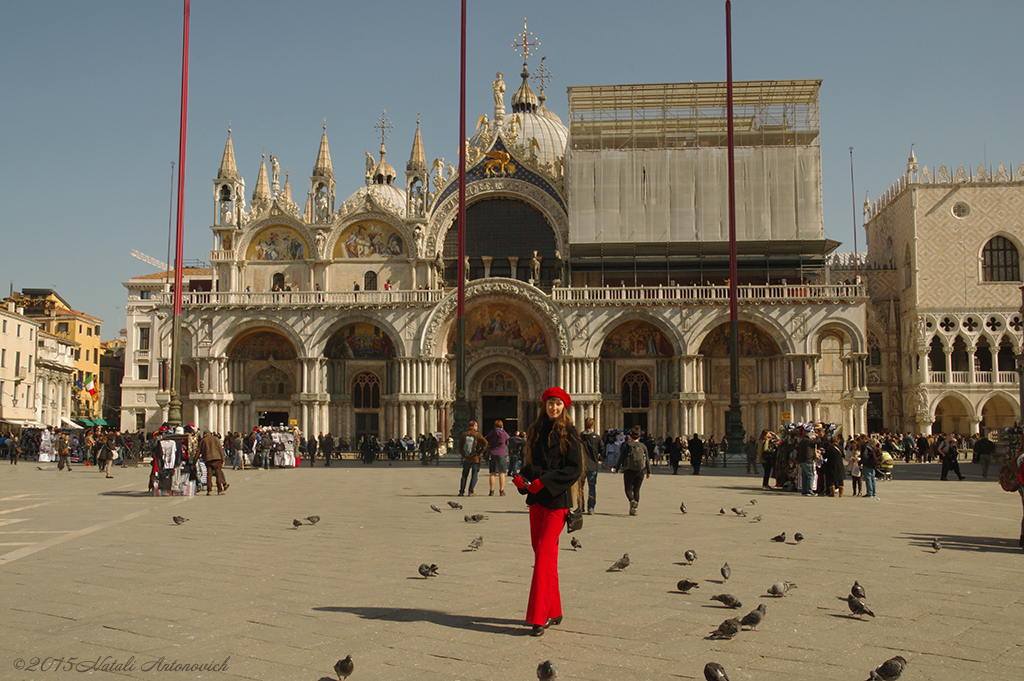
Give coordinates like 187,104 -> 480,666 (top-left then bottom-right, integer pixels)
518,422 -> 583,510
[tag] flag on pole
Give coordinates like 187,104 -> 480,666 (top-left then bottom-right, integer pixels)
84,373 -> 97,397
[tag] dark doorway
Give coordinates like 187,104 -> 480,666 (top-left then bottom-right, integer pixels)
623,412 -> 648,433
355,412 -> 379,441
867,392 -> 884,434
259,411 -> 288,427
482,395 -> 518,435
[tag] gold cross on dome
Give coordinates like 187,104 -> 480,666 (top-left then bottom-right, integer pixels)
532,55 -> 551,92
511,18 -> 539,64
374,109 -> 393,147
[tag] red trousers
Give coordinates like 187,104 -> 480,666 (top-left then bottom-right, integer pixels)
526,504 -> 567,626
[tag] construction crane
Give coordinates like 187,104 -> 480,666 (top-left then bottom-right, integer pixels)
130,250 -> 169,271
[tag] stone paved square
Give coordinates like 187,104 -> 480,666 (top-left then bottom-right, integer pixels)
1,459 -> 1022,680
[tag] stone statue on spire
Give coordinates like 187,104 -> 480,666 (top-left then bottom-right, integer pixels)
493,72 -> 506,122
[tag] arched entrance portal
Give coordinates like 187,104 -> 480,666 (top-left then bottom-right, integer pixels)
323,322 -> 396,442
980,394 -> 1017,432
932,395 -> 970,435
599,319 -> 673,434
480,371 -> 519,435
227,328 -> 298,429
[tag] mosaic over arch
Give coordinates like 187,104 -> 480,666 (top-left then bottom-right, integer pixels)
334,219 -> 406,259
447,302 -> 549,357
228,329 -> 298,360
600,320 -> 674,358
699,321 -> 780,357
324,323 -> 396,359
245,225 -> 308,261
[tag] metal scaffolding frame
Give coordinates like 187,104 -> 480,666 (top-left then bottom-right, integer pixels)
567,79 -> 821,150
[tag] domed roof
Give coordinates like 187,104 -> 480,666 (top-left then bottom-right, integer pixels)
471,64 -> 568,172
341,183 -> 406,218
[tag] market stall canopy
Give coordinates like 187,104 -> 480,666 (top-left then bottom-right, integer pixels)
61,417 -> 83,429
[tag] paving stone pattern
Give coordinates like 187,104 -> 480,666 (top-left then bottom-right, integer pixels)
1,460 -> 1022,680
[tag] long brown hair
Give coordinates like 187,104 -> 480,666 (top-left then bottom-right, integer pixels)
524,405 -> 584,484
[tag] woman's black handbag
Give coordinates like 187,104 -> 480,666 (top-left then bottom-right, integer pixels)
565,507 -> 583,533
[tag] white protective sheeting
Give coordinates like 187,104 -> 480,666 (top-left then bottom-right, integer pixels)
567,146 -> 822,244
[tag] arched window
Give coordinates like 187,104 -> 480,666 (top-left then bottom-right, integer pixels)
364,271 -> 378,291
353,372 -> 380,409
982,236 -> 1020,282
868,335 -> 881,366
621,371 -> 651,409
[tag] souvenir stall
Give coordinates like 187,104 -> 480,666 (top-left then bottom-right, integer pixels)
37,429 -> 54,462
151,429 -> 201,497
271,428 -> 297,467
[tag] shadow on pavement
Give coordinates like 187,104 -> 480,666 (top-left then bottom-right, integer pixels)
312,606 -> 525,635
98,490 -> 154,497
900,532 -> 1022,554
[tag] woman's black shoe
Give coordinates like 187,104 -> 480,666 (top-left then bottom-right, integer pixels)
530,625 -> 545,637
546,616 -> 562,627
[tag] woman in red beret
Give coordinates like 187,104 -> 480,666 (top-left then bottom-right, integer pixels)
514,387 -> 584,636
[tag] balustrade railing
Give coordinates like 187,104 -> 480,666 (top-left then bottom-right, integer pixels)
926,370 -> 1018,385
552,283 -> 866,304
139,289 -> 445,308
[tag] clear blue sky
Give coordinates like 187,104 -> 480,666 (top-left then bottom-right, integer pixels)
2,1 -> 1022,335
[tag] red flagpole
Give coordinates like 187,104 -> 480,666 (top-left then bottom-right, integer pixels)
451,0 -> 470,443
168,0 -> 190,426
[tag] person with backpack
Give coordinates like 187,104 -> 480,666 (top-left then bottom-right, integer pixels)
579,417 -> 602,514
614,426 -> 651,516
507,431 -> 525,476
457,421 -> 487,497
937,432 -> 965,481
484,419 -> 511,496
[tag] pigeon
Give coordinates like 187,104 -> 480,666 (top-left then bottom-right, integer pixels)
292,519 -> 302,529
676,579 -> 700,593
794,532 -> 804,543
305,515 -> 320,525
868,655 -> 907,681
418,563 -> 439,578
730,507 -> 747,517
704,662 -> 730,681
172,516 -> 188,525
680,501 -> 688,514
767,581 -> 796,597
740,603 -> 766,630
430,505 -> 442,513
846,594 -> 875,618
749,499 -> 757,505
334,655 -> 354,680
752,514 -> 763,522
464,515 -> 471,522
467,536 -> 483,551
537,659 -> 558,680
447,501 -> 463,509
720,562 -> 731,581
719,508 -> 726,515
770,532 -> 786,542
472,513 -> 487,522
710,594 -> 742,609
931,538 -> 941,552
684,549 -> 697,564
708,617 -> 741,640
570,536 -> 582,551
607,553 -> 630,571
851,581 -> 866,599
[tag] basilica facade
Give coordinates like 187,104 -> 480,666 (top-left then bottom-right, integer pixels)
121,60 -> 878,441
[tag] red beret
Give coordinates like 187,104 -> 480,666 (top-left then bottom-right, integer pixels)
541,386 -> 571,410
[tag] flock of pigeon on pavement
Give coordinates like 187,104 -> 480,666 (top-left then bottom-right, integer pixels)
170,492 -> 917,680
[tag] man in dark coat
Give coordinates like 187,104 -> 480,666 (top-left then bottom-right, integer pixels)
688,434 -> 704,475
306,432 -> 318,466
198,431 -> 228,495
321,433 -> 334,467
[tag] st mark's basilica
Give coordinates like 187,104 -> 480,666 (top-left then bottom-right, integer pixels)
119,24 -> 1024,442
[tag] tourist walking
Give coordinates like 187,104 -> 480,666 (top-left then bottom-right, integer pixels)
485,420 -> 510,496
513,386 -> 583,637
198,431 -> 228,495
938,433 -> 964,481
861,435 -> 880,498
457,421 -> 487,497
757,429 -> 775,490
689,433 -> 704,475
97,434 -> 116,478
579,418 -> 602,514
321,432 -> 334,467
615,426 -> 651,515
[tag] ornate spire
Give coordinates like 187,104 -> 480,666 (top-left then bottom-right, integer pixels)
511,19 -> 540,114
282,170 -> 293,204
407,113 -> 426,172
532,56 -> 559,120
372,110 -> 396,185
312,119 -> 334,179
217,126 -> 239,181
253,151 -> 271,203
